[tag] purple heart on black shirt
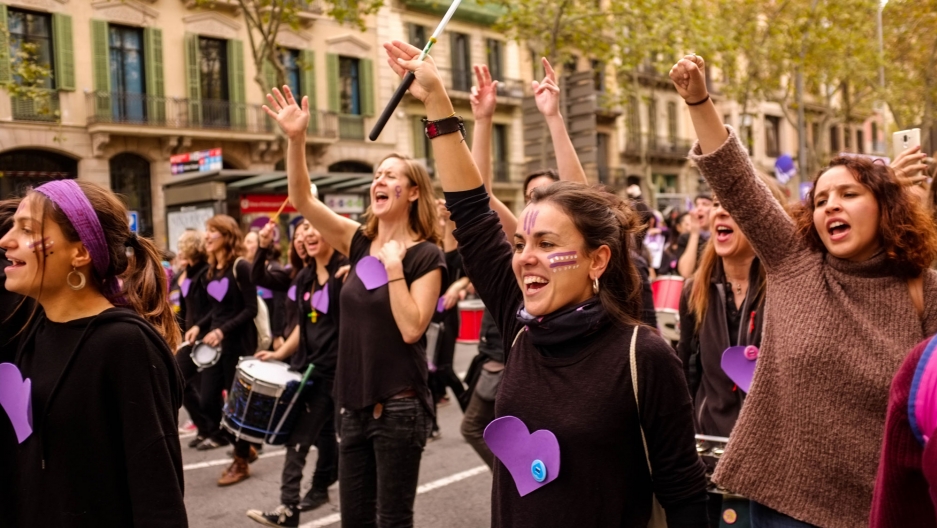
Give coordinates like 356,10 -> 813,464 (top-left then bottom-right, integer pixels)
484,416 -> 560,496
437,296 -> 446,313
0,363 -> 32,444
312,283 -> 329,314
180,278 -> 191,298
357,256 -> 388,290
287,284 -> 297,302
722,345 -> 758,393
207,277 -> 229,302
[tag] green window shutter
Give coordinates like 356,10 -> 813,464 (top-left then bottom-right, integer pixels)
263,59 -> 276,92
359,58 -> 374,116
412,117 -> 425,159
0,5 -> 12,84
90,19 -> 110,118
52,13 -> 74,90
184,33 -> 201,126
227,38 -> 245,128
301,50 -> 317,135
143,27 -> 164,123
326,53 -> 339,113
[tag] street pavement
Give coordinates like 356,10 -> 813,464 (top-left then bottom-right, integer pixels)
182,342 -> 491,528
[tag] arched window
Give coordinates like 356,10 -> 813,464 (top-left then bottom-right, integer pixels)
109,153 -> 153,237
0,149 -> 77,198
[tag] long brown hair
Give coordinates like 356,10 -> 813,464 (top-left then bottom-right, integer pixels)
530,182 -> 644,326
205,215 -> 245,275
362,153 -> 440,245
689,172 -> 788,330
29,182 -> 181,349
792,156 -> 937,278
289,222 -> 309,277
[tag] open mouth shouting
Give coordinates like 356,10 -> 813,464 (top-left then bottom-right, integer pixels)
373,190 -> 389,206
524,274 -> 549,296
5,256 -> 26,273
715,224 -> 734,242
826,218 -> 851,242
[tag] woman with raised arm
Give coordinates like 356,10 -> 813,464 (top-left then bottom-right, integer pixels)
265,86 -> 445,527
386,40 -> 707,527
0,180 -> 186,526
184,215 -> 259,485
670,55 -> 937,527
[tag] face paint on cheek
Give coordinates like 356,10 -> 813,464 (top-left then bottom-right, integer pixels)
27,237 -> 53,256
547,251 -> 579,272
395,186 -> 402,199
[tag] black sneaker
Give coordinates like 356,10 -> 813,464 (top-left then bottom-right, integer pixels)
246,504 -> 299,527
298,488 -> 329,512
187,435 -> 206,448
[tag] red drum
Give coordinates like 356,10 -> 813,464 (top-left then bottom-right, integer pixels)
652,276 -> 684,312
457,299 -> 485,343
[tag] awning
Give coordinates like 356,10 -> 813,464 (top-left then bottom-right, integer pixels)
163,169 -> 373,195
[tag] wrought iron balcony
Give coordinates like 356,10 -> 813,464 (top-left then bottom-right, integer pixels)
338,114 -> 365,140
624,134 -> 694,160
437,67 -> 525,101
85,91 -> 338,138
12,88 -> 60,123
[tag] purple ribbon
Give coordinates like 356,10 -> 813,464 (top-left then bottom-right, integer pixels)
34,180 -> 110,279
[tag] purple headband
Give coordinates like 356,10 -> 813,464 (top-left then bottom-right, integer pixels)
34,180 -> 110,278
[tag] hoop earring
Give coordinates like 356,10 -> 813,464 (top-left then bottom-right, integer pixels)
592,277 -> 600,295
67,267 -> 86,291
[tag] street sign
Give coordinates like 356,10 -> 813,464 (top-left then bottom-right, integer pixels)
170,148 -> 223,176
128,211 -> 139,234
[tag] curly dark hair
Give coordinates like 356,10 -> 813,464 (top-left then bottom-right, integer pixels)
791,156 -> 937,278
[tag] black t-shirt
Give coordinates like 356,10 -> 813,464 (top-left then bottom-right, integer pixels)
336,230 -> 446,414
179,261 -> 210,335
294,251 -> 348,380
10,308 -> 186,527
0,250 -> 32,362
196,258 -> 258,356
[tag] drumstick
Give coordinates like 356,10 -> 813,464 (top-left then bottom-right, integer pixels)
268,196 -> 290,224
270,363 -> 316,441
367,0 -> 463,141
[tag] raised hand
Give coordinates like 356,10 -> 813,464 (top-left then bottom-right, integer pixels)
470,65 -> 498,120
891,145 -> 929,179
384,40 -> 444,103
263,86 -> 309,139
532,58 -> 561,118
334,264 -> 351,283
258,222 -> 275,249
669,55 -> 708,104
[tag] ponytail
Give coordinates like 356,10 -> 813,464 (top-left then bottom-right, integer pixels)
123,234 -> 182,350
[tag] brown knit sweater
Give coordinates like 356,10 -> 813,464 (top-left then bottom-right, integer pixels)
691,129 -> 937,528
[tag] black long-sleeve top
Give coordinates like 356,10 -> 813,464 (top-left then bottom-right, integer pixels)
196,258 -> 258,356
250,246 -> 297,338
447,185 -> 707,528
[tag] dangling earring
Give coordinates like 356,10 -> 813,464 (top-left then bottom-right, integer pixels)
67,267 -> 86,291
592,277 -> 600,295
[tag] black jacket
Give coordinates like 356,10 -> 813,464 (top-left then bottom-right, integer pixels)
6,308 -> 186,527
676,258 -> 765,439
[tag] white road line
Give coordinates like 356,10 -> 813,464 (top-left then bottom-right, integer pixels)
299,465 -> 489,528
182,450 -> 286,471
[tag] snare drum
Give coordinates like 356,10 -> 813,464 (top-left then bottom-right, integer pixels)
651,276 -> 684,312
222,358 -> 305,445
191,341 -> 221,369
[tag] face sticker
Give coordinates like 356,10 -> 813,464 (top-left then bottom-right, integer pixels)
547,251 -> 578,272
523,210 -> 540,235
394,186 -> 402,199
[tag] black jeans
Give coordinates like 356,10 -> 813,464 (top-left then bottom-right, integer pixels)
460,390 -> 495,468
430,310 -> 465,407
175,344 -> 212,437
280,379 -> 338,505
339,398 -> 432,528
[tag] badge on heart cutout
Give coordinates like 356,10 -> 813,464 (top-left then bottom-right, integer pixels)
180,278 -> 192,298
0,363 -> 33,443
207,277 -> 230,302
287,284 -> 297,302
722,345 -> 759,393
484,416 -> 560,496
312,283 -> 329,314
436,296 -> 446,313
356,256 -> 389,290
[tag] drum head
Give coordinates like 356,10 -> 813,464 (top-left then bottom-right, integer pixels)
238,358 -> 302,385
192,342 -> 221,368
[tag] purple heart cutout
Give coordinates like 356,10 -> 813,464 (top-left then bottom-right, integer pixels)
437,296 -> 446,313
180,278 -> 192,298
484,416 -> 560,496
207,277 -> 229,302
312,283 -> 329,314
287,284 -> 297,302
0,363 -> 33,443
356,256 -> 389,290
722,345 -> 758,393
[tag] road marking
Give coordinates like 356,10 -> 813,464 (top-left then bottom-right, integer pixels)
182,449 -> 286,471
299,465 -> 488,528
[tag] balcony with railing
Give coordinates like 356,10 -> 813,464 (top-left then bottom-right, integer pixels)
85,92 -> 338,139
623,134 -> 694,161
596,167 -> 626,185
338,114 -> 365,140
12,88 -> 60,122
437,68 -> 525,104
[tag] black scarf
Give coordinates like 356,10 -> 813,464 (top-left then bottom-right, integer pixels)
516,297 -> 610,347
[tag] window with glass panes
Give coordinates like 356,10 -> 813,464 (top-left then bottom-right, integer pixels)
765,115 -> 781,157
487,39 -> 503,81
408,24 -> 428,49
450,33 -> 471,91
667,102 -> 678,142
339,56 -> 361,115
281,48 -> 302,96
199,37 -> 228,101
492,123 -> 508,182
8,8 -> 54,88
109,25 -> 145,121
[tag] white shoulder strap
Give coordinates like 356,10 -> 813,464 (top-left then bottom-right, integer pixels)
629,325 -> 654,475
511,327 -> 525,348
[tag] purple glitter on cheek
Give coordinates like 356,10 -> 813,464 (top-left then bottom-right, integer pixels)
547,251 -> 578,272
395,186 -> 402,199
